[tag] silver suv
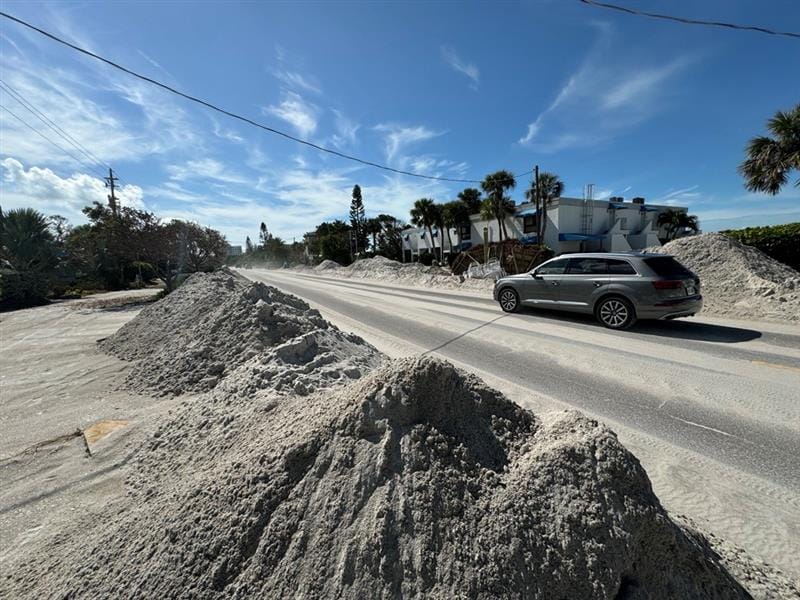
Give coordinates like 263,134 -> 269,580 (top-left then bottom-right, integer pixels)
493,252 -> 702,329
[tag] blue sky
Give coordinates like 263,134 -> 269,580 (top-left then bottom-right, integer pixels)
1,0 -> 799,245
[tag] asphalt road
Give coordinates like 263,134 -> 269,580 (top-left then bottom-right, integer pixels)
242,269 -> 800,493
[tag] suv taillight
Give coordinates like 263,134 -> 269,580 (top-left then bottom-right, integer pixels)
652,280 -> 683,290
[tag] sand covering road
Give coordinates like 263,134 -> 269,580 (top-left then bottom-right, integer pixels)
649,233 -> 800,323
1,271 -> 770,598
310,255 -> 494,291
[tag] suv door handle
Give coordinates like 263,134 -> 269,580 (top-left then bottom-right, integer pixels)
551,281 -> 559,286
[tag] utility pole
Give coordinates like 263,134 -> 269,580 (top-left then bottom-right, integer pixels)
534,165 -> 541,242
104,168 -> 119,216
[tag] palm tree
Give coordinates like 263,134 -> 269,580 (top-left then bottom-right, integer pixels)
480,170 -> 516,242
441,200 -> 471,254
525,171 -> 564,243
739,104 -> 800,195
410,198 -> 442,262
657,209 -> 700,241
364,217 -> 382,252
0,207 -> 55,270
457,188 -> 483,214
0,208 -> 56,306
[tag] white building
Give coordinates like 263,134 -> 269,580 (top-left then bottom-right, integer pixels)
401,197 -> 688,260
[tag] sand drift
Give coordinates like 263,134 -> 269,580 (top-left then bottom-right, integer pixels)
2,271 -> 762,598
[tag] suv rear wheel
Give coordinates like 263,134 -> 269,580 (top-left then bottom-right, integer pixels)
595,296 -> 636,330
498,288 -> 520,313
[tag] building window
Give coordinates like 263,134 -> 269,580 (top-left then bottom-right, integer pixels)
523,215 -> 537,234
459,224 -> 471,240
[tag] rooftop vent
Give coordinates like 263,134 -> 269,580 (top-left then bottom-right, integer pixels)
632,197 -> 645,205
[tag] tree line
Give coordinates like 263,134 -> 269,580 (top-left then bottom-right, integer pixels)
0,203 -> 227,309
297,170 -> 566,267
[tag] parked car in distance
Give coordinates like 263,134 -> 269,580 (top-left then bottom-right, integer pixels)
493,252 -> 702,329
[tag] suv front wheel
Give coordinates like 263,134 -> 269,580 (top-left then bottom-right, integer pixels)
498,288 -> 520,313
595,296 -> 636,330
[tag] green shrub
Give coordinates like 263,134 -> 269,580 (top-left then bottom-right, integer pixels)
0,268 -> 50,309
722,222 -> 800,271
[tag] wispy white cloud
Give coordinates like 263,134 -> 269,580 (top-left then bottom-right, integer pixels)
330,109 -> 360,148
0,33 -> 23,56
210,117 -> 244,143
146,181 -> 205,203
441,46 -> 480,89
166,158 -> 250,185
373,123 -> 444,165
518,23 -> 694,152
271,69 -> 321,95
136,49 -> 176,81
263,91 -> 318,138
656,185 -> 701,203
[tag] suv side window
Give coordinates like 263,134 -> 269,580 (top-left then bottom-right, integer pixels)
536,258 -> 569,275
605,259 -> 637,275
566,258 -> 607,275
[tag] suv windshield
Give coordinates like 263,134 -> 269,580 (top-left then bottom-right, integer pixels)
644,256 -> 693,278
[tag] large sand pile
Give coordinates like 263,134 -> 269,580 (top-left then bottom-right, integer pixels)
650,233 -> 800,322
101,270 -> 381,396
6,270 -> 794,598
4,356 -> 751,599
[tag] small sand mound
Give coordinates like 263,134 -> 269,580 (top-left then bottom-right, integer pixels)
315,259 -> 342,271
649,233 -> 800,322
340,255 -> 462,287
101,270 -> 381,396
5,357 -> 749,599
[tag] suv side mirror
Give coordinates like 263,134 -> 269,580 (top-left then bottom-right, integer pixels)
531,271 -> 542,279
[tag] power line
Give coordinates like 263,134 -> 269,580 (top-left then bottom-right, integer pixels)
578,0 -> 800,40
0,103 -> 110,177
0,79 -> 111,175
0,10 -> 531,185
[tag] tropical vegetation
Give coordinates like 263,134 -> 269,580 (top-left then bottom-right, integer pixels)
480,170 -> 516,242
410,198 -> 443,262
525,171 -> 564,243
739,104 -> 800,195
1,204 -> 227,309
657,209 -> 700,241
722,222 -> 800,271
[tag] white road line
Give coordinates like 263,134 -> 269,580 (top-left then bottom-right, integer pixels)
667,414 -> 737,438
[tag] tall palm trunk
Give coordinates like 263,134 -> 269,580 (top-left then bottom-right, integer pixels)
426,225 -> 435,261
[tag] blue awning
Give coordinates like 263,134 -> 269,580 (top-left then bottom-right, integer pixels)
519,234 -> 539,245
608,202 -> 627,209
640,206 -> 660,212
559,233 -> 606,241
